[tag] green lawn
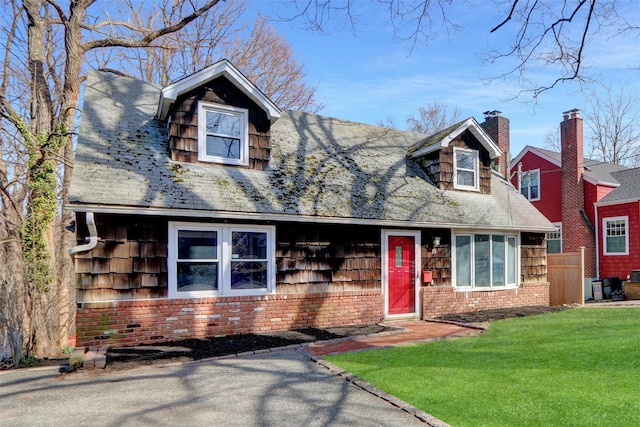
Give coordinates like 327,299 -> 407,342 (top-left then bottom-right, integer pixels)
326,308 -> 640,427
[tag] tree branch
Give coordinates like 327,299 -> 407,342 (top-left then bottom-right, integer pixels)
80,0 -> 222,52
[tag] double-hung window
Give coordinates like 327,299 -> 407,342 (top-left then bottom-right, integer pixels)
454,232 -> 518,289
453,147 -> 479,191
603,216 -> 628,255
520,169 -> 540,201
546,223 -> 562,253
198,101 -> 249,166
168,222 -> 275,298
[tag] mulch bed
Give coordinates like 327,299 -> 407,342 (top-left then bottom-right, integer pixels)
3,305 -> 571,372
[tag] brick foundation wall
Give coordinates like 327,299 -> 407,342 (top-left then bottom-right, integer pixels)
76,290 -> 383,347
421,283 -> 549,318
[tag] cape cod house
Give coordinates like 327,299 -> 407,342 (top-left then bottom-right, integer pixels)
511,110 -> 639,297
68,60 -> 554,347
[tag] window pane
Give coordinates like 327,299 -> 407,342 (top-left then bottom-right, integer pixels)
547,239 -> 561,253
507,237 -> 516,284
474,235 -> 491,287
206,135 -> 241,159
178,230 -> 217,259
530,172 -> 539,198
206,111 -> 240,137
177,262 -> 218,291
231,261 -> 267,289
457,170 -> 475,186
607,236 -> 626,253
232,231 -> 267,260
456,236 -> 471,287
492,235 -> 505,286
456,152 -> 474,169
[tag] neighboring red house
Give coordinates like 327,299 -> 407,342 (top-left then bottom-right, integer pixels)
67,60 -> 553,347
594,168 -> 640,279
510,110 -> 636,295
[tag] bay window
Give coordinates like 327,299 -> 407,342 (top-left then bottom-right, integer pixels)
168,222 -> 275,298
454,232 -> 518,289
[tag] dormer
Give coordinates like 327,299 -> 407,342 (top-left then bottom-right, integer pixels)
408,117 -> 501,194
157,60 -> 282,170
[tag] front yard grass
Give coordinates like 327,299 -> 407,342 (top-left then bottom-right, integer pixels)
326,308 -> 640,426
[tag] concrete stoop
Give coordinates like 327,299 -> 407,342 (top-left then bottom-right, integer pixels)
69,346 -> 108,370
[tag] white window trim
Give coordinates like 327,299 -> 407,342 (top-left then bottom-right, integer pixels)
602,216 -> 629,256
451,230 -> 520,290
168,222 -> 276,298
197,101 -> 249,166
520,168 -> 541,201
452,147 -> 479,191
546,222 -> 562,253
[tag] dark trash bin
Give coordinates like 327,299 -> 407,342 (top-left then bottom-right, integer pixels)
603,277 -> 622,299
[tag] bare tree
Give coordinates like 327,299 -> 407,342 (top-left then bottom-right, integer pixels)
586,85 -> 640,166
543,128 -> 561,152
405,100 -> 461,134
0,0 -> 319,365
289,1 -> 639,97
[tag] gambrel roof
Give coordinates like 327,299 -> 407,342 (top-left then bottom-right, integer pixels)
68,70 -> 553,232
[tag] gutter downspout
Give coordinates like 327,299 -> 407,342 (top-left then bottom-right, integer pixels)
69,212 -> 99,255
594,203 -> 600,280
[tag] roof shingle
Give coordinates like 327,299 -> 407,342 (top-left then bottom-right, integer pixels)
69,70 -> 553,232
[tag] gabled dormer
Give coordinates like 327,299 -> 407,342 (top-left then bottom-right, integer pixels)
408,117 -> 501,194
157,59 -> 281,170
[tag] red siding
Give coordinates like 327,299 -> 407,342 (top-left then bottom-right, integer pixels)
584,183 -> 616,226
511,151 -> 562,222
598,202 -> 640,279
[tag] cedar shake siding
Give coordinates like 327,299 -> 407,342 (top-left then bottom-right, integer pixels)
413,130 -> 493,194
167,76 -> 271,170
74,213 -> 549,346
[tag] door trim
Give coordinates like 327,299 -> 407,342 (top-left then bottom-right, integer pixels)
382,229 -> 421,318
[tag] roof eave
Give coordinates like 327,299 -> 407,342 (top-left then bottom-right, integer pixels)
65,203 -> 550,232
409,118 -> 502,159
157,59 -> 282,123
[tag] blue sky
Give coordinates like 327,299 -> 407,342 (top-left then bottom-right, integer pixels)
247,1 -> 640,157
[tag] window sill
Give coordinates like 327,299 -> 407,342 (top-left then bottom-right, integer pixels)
453,285 -> 519,292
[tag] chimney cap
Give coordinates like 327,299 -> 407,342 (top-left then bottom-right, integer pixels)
562,108 -> 581,120
483,110 -> 502,119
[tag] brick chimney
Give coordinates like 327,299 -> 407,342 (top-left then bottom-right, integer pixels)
560,109 -> 595,277
481,110 -> 510,179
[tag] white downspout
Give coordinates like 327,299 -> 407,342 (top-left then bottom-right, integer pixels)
69,212 -> 99,255
595,203 -> 600,279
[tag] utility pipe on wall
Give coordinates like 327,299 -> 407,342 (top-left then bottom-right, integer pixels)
69,212 -> 99,255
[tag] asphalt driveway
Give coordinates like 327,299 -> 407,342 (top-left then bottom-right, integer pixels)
0,349 -> 432,427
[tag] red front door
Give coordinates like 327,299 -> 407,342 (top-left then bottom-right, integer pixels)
388,235 -> 415,315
